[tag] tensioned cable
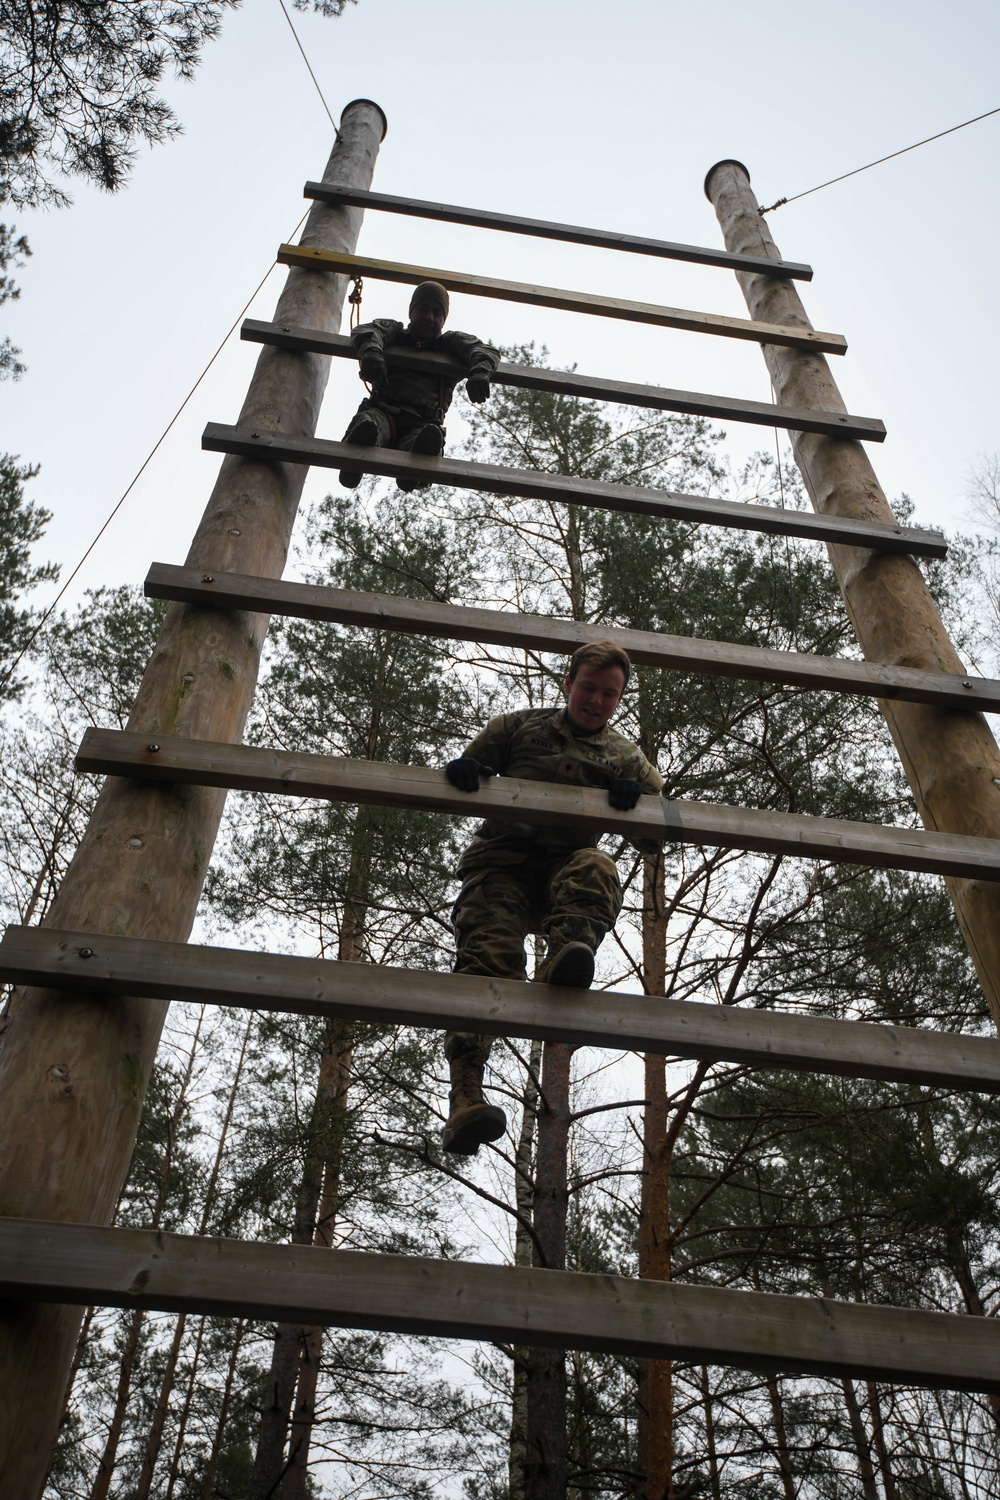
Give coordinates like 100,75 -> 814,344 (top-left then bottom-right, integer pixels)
276,0 -> 340,137
4,0 -> 345,690
759,105 -> 1000,214
0,209 -> 310,697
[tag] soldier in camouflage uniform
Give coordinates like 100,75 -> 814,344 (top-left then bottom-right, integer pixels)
339,280 -> 500,492
441,641 -> 663,1155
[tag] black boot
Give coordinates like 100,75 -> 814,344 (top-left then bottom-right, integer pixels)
397,423 -> 444,493
339,412 -> 381,489
543,941 -> 595,988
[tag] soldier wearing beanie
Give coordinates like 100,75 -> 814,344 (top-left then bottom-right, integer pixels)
339,280 -> 500,493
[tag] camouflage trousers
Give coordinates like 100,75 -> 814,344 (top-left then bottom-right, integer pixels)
344,401 -> 443,452
445,845 -> 622,1070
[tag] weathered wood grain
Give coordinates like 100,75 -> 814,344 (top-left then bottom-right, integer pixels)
275,245 -> 847,355
0,103 -> 390,1500
4,925 -> 1000,1093
144,563 -> 997,713
706,159 -> 1000,1030
75,729 -> 1000,882
201,423 -> 945,557
241,317 -> 885,440
3,1220 -> 1000,1391
301,181 -> 814,280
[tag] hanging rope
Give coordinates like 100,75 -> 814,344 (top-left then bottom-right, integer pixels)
773,424 -> 786,510
759,104 -> 1000,214
348,275 -> 364,329
348,277 -> 373,392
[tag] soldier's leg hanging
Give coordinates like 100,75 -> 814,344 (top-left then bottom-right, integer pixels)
442,867 -> 537,1155
448,866 -> 536,1056
538,847 -> 623,987
396,416 -> 445,492
339,404 -> 393,489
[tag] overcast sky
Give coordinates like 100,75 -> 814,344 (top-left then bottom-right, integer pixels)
4,0 -> 999,609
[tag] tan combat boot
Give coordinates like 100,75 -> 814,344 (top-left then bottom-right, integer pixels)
441,1054 -> 507,1156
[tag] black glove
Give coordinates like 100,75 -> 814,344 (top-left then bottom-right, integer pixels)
608,777 -> 644,811
360,351 -> 388,388
446,757 -> 496,793
466,370 -> 491,404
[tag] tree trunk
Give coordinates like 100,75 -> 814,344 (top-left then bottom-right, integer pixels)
279,837 -> 367,1500
135,1012 -> 251,1498
566,1349 -> 590,1500
930,1387 -> 977,1500
252,830 -> 368,1500
523,1040 -> 572,1500
88,1307 -> 145,1500
163,1011 -> 253,1500
164,1316 -> 207,1500
840,1376 -> 879,1500
61,1304 -> 97,1423
764,1373 -> 797,1500
509,1033 -> 543,1500
199,1319 -> 249,1500
282,1019 -> 354,1500
914,1104 -> 1000,1434
638,848 -> 675,1500
247,1060 -> 328,1500
134,1313 -> 187,1500
945,1234 -> 1000,1432
705,158 -> 1000,1027
865,1382 -> 899,1500
564,505 -> 586,623
0,102 -> 386,1500
281,1324 -> 323,1500
699,1368 -> 722,1500
85,1004 -> 209,1499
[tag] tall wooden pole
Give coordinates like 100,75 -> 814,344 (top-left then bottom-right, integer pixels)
0,99 -> 387,1496
704,160 -> 1000,1027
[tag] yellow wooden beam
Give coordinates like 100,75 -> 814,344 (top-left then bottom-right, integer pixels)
276,245 -> 848,356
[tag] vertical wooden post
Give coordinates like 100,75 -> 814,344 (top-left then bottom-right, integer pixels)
704,159 -> 1000,1027
0,99 -> 387,1496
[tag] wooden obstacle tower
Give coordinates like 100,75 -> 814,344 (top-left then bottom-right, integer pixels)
3,104 -> 1000,1494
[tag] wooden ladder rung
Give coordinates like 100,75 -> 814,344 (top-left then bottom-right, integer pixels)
4,925 -> 1000,1093
75,728 -> 1000,883
2,1219 -> 998,1391
201,424 -> 943,557
242,318 -> 885,441
302,182 -> 815,282
145,563 -> 994,712
275,246 -> 847,356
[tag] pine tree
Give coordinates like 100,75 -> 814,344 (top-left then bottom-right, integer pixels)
204,486 -> 496,1498
0,452 -> 57,698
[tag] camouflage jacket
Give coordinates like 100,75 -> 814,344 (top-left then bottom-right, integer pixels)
351,319 -> 500,422
459,706 -> 663,868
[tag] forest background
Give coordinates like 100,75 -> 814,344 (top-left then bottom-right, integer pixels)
4,2 -> 1000,1497
6,368 -> 1000,1497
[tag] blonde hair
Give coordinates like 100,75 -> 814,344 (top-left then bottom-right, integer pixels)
567,640 -> 631,687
